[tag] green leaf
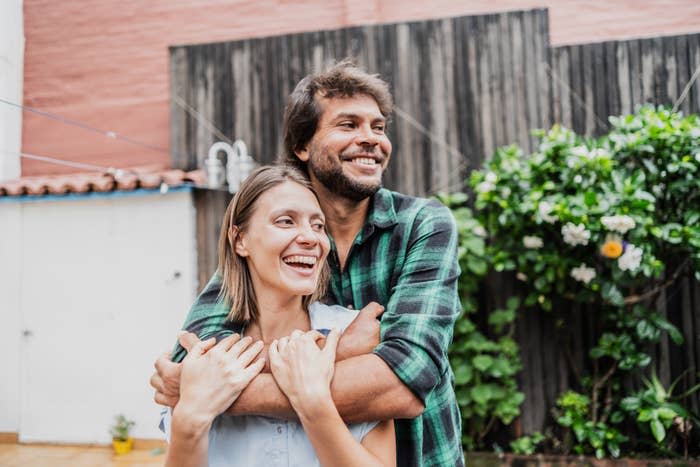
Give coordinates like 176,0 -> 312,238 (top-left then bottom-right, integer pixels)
650,418 -> 666,443
453,365 -> 472,385
470,385 -> 492,405
472,355 -> 494,372
656,407 -> 678,420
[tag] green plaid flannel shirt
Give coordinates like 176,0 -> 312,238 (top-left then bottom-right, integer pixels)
171,188 -> 464,467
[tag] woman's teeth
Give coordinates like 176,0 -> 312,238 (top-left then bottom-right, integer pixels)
283,255 -> 317,267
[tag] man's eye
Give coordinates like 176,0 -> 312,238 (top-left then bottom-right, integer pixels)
339,121 -> 356,128
373,125 -> 385,132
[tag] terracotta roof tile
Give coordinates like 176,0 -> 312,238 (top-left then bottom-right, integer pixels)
0,169 -> 205,198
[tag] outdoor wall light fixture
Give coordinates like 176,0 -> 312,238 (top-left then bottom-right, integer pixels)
205,140 -> 257,192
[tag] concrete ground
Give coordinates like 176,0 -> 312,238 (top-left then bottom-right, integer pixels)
0,444 -> 166,467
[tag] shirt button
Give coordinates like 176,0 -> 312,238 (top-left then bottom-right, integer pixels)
347,304 -> 354,309
277,426 -> 283,434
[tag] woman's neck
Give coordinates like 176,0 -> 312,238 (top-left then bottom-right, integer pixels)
246,294 -> 310,343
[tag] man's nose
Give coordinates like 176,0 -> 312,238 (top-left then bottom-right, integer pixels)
356,124 -> 380,146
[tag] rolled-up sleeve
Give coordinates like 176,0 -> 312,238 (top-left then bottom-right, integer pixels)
373,203 -> 461,403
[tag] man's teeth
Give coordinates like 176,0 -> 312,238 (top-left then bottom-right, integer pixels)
283,255 -> 317,265
353,158 -> 376,166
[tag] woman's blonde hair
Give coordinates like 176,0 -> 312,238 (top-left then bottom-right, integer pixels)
218,165 -> 330,324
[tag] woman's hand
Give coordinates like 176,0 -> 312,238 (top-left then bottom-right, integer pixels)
175,334 -> 265,427
269,329 -> 340,417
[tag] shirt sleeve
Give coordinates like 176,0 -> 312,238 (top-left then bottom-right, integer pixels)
170,272 -> 235,363
372,201 -> 461,404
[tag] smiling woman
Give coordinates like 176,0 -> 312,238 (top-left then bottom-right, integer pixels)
164,165 -> 395,467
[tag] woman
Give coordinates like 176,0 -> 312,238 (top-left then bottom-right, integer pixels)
164,166 -> 395,467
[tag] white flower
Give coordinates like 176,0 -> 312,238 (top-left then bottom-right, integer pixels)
472,225 -> 487,237
573,174 -> 583,184
538,201 -> 557,224
501,187 -> 512,198
562,222 -> 591,246
601,215 -> 636,234
571,263 -> 596,284
476,181 -> 496,193
516,272 -> 528,281
618,244 -> 643,272
590,148 -> 610,159
570,145 -> 590,158
523,236 -> 544,249
485,172 -> 498,183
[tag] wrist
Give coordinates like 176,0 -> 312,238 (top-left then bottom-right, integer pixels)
292,389 -> 336,420
172,404 -> 213,438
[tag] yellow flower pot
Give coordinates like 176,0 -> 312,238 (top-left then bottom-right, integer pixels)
112,437 -> 133,455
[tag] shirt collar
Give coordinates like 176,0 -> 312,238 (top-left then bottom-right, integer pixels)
355,188 -> 397,244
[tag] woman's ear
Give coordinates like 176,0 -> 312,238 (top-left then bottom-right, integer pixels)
233,229 -> 249,257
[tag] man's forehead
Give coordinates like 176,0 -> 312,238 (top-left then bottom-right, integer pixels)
316,93 -> 384,119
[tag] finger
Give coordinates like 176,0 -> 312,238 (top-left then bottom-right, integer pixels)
304,330 -> 325,342
228,335 -> 254,357
154,392 -> 177,408
154,352 -> 177,374
177,331 -> 202,352
323,328 -> 340,359
278,336 -> 289,353
268,340 -> 281,368
237,340 -> 264,367
215,333 -> 241,352
242,356 -> 266,381
189,337 -> 216,358
150,372 -> 164,392
362,301 -> 385,319
290,329 -> 304,340
154,351 -> 171,370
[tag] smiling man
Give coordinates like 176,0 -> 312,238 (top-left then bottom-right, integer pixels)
152,61 -> 464,466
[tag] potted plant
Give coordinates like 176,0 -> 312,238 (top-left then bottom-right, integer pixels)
110,414 -> 135,454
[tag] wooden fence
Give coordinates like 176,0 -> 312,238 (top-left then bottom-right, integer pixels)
169,11 -> 700,437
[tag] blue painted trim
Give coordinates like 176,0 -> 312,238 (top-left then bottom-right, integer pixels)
0,184 -> 193,204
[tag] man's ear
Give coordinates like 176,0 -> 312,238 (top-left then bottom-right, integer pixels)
294,146 -> 310,162
233,231 -> 249,257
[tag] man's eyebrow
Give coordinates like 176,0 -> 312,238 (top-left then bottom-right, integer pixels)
333,112 -> 386,122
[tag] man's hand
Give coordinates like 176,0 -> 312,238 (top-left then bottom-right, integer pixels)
336,302 -> 384,361
151,331 -> 201,407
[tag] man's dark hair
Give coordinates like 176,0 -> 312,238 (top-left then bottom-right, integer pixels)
279,59 -> 393,173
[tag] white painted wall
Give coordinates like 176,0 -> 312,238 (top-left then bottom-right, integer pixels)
0,0 -> 24,181
0,189 -> 197,442
0,202 -> 23,433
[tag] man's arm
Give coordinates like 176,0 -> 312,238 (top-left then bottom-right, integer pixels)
371,201 -> 461,404
229,353 -> 423,423
153,302 -> 422,422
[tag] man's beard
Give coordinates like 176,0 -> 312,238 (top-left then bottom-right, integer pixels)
308,154 -> 383,202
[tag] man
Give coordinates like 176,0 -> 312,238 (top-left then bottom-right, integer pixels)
152,61 -> 464,466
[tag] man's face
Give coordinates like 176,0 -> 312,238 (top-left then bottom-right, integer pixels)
295,94 -> 392,201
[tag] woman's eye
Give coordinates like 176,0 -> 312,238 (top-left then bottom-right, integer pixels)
312,223 -> 325,231
275,217 -> 294,226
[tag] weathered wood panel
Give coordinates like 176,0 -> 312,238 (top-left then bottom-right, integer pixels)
551,32 -> 700,136
169,9 -> 552,197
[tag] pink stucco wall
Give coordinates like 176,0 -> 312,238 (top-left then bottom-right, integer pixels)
21,0 -> 700,175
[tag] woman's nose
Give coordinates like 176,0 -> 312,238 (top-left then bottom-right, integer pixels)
295,225 -> 318,245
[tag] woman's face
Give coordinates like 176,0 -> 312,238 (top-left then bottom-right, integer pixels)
235,181 -> 330,299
